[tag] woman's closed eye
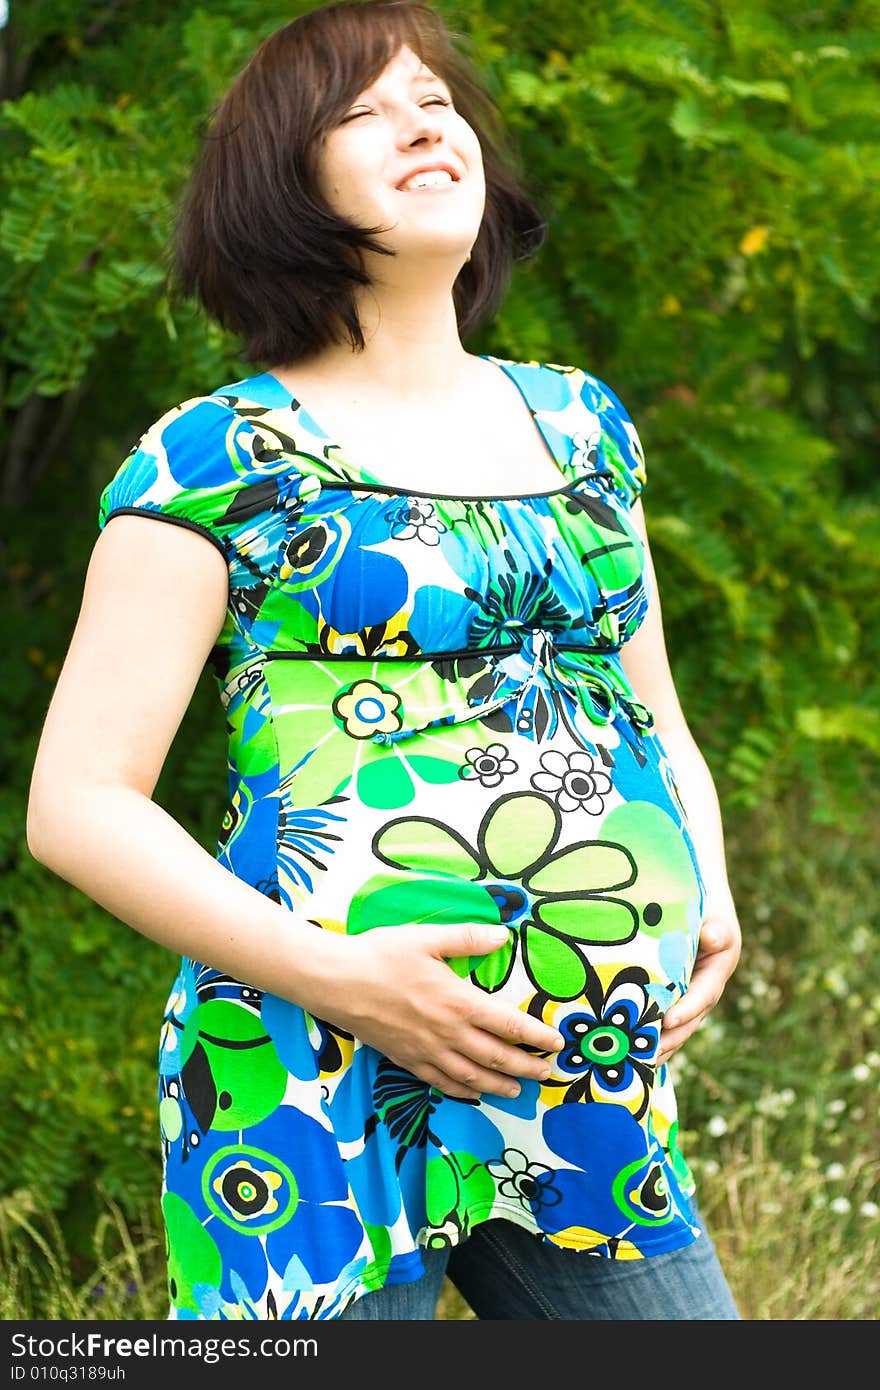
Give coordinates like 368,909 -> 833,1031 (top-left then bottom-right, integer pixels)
342,97 -> 452,122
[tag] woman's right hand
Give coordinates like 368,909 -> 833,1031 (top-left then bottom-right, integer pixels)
309,923 -> 565,1101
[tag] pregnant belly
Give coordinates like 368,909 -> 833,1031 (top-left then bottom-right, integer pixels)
283,722 -> 705,1026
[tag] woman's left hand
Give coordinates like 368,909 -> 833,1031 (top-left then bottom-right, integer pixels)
656,905 -> 742,1065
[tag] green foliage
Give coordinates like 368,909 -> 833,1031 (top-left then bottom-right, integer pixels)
0,788 -> 172,1231
2,0 -> 879,1305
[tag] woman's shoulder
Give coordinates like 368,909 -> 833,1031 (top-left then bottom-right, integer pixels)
96,380 -> 294,541
520,356 -> 629,411
124,366 -> 284,454
107,391 -> 258,494
497,354 -> 631,415
525,356 -> 648,507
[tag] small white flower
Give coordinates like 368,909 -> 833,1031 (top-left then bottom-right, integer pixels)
827,1098 -> 847,1115
755,1089 -> 794,1118
851,925 -> 870,954
859,1201 -> 879,1218
865,1051 -> 880,1069
530,748 -> 612,815
749,977 -> 769,997
702,1159 -> 720,1178
823,968 -> 848,997
851,1062 -> 871,1082
460,743 -> 518,788
707,1115 -> 728,1138
389,498 -> 447,546
825,1162 -> 846,1181
829,1196 -> 851,1215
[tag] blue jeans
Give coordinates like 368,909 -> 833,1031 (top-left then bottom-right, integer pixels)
339,1212 -> 740,1320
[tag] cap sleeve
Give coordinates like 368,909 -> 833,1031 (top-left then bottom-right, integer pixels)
578,370 -> 647,508
97,395 -> 254,561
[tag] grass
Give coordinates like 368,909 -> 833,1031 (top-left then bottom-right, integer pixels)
1,1114 -> 876,1321
0,1186 -> 164,1322
696,1125 -> 879,1321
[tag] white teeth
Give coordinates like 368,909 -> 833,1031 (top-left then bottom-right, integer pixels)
400,169 -> 454,191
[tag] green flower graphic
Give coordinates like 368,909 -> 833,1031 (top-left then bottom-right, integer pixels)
350,791 -> 641,1000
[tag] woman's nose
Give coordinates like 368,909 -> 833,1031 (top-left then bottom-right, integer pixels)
397,107 -> 445,148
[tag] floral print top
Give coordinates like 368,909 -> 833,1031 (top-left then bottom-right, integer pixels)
97,354 -> 707,1321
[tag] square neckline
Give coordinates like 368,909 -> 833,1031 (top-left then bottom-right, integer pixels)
248,355 -> 581,503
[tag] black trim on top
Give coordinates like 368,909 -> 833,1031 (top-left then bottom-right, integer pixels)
262,641 -> 622,662
307,472 -> 598,503
100,507 -> 228,561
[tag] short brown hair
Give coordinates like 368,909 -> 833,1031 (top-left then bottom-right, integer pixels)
169,0 -> 549,367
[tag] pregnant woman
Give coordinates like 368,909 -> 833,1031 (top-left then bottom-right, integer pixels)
26,1 -> 742,1320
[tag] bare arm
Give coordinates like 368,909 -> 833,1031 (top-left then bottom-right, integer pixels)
25,517 -> 330,1000
620,499 -> 742,1062
27,516 -> 563,1096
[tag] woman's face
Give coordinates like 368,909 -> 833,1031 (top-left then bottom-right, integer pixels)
316,42 -> 485,267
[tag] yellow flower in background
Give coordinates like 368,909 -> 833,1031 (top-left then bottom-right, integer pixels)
740,225 -> 769,256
